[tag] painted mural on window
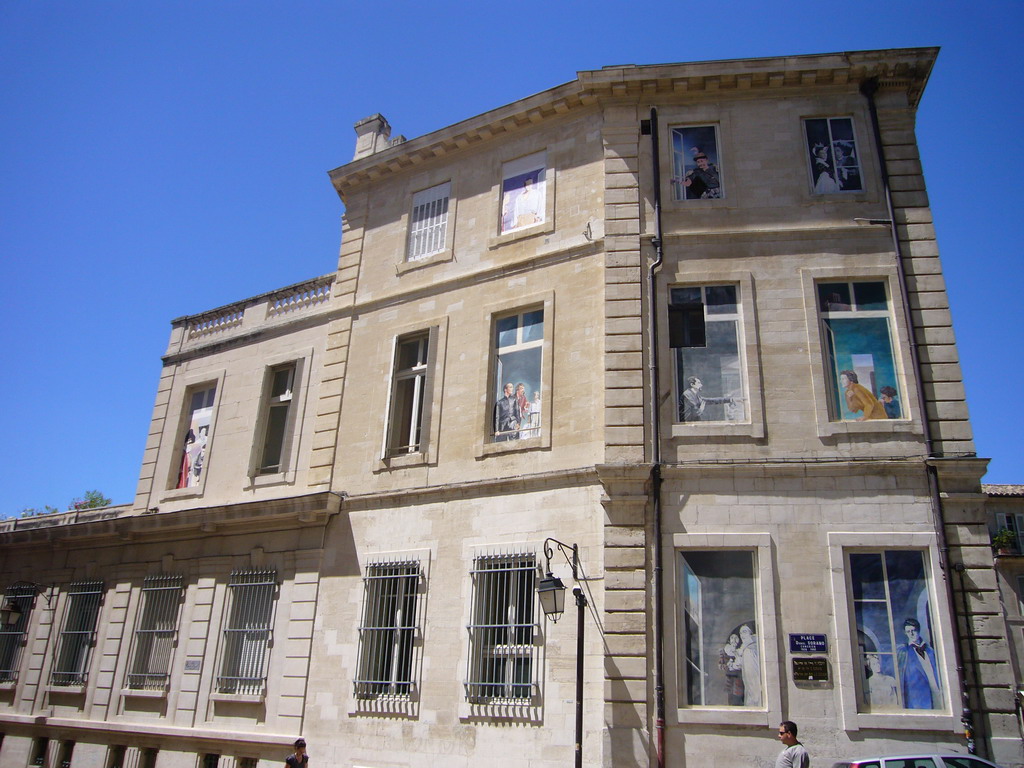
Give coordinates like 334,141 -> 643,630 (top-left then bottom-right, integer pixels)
176,385 -> 215,489
671,126 -> 723,201
679,551 -> 761,707
492,309 -> 543,442
804,117 -> 863,193
819,281 -> 902,421
500,152 -> 546,234
671,285 -> 746,423
850,550 -> 942,711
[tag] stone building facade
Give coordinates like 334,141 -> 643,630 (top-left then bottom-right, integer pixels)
1,48 -> 1020,768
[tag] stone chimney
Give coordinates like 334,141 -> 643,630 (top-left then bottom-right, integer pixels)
352,114 -> 392,160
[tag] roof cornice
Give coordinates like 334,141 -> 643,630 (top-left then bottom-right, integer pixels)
328,47 -> 938,195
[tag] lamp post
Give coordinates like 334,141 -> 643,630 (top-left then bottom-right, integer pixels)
0,582 -> 52,626
538,538 -> 588,768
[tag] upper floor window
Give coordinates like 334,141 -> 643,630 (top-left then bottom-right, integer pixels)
217,569 -> 276,696
176,384 -> 216,489
804,117 -> 863,193
500,152 -> 546,234
670,285 -> 746,423
51,580 -> 104,686
465,552 -> 537,703
491,309 -> 544,442
257,364 -> 296,475
671,125 -> 723,201
408,182 -> 450,261
997,512 -> 1024,554
355,558 -> 422,700
0,584 -> 37,683
386,334 -> 430,457
848,550 -> 942,712
678,550 -> 761,708
127,574 -> 183,691
818,281 -> 900,421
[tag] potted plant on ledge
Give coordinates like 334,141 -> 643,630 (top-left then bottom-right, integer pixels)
992,528 -> 1017,556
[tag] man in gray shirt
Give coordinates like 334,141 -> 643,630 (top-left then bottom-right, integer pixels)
776,721 -> 810,768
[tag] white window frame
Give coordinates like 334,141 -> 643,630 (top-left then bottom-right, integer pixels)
50,580 -> 104,687
247,350 -> 313,485
803,116 -> 864,195
489,150 -> 556,248
126,574 -> 183,691
407,182 -> 450,262
354,556 -> 424,701
477,292 -> 555,457
800,267 -> 920,438
464,550 -> 538,705
666,272 -> 764,440
828,532 -> 961,732
216,569 -> 277,697
162,369 -> 225,501
997,512 -> 1024,554
669,533 -> 780,726
384,333 -> 430,458
256,363 -> 296,475
669,124 -> 725,202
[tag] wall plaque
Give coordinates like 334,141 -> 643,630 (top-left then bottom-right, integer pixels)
792,657 -> 829,682
789,633 -> 828,653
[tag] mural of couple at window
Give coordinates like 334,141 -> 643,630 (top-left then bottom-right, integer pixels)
850,550 -> 942,711
679,551 -> 761,707
670,285 -> 746,423
671,126 -> 723,201
492,310 -> 543,442
805,117 -> 863,193
500,152 -> 546,234
176,385 -> 215,488
818,281 -> 902,421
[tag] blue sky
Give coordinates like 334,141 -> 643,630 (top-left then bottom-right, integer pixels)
2,1 -> 1021,514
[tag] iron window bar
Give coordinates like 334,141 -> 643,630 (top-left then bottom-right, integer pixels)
127,574 -> 184,690
51,581 -> 103,687
0,583 -> 42,683
217,570 -> 276,695
354,558 -> 422,700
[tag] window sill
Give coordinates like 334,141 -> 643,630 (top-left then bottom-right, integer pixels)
476,434 -> 547,458
377,451 -> 428,471
248,471 -> 292,488
816,417 -> 921,439
121,687 -> 167,699
210,691 -> 265,704
46,684 -> 85,695
844,710 -> 958,733
487,219 -> 555,249
674,706 -> 769,726
160,485 -> 204,502
397,249 -> 453,274
670,421 -> 764,439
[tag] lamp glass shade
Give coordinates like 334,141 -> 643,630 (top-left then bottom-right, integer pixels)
0,601 -> 22,626
537,573 -> 566,621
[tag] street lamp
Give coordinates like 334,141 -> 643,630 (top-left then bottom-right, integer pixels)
539,538 -> 588,768
0,582 -> 51,625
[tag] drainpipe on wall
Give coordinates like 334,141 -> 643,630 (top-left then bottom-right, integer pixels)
860,77 -> 982,757
641,106 -> 667,768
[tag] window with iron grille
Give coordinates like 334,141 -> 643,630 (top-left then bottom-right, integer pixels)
385,334 -> 430,457
354,559 -> 421,699
0,584 -> 37,682
465,552 -> 537,703
139,748 -> 158,768
201,754 -> 220,768
217,570 -> 276,695
236,758 -> 257,768
51,581 -> 103,686
407,182 -> 450,261
257,364 -> 296,475
127,575 -> 183,690
30,738 -> 48,767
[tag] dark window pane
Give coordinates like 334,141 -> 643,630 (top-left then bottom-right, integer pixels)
819,283 -> 851,311
853,282 -> 887,311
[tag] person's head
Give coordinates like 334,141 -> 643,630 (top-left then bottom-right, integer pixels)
687,376 -> 703,390
694,153 -> 709,169
814,143 -> 828,161
728,633 -> 740,648
866,653 -> 881,675
778,721 -> 798,746
740,623 -> 754,641
503,383 -> 514,397
293,739 -> 306,754
516,383 -> 526,396
522,177 -> 533,190
879,386 -> 897,403
839,370 -> 857,387
903,618 -> 921,644
533,391 -> 541,401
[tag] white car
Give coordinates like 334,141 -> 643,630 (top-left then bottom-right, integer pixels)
831,755 -> 1004,768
